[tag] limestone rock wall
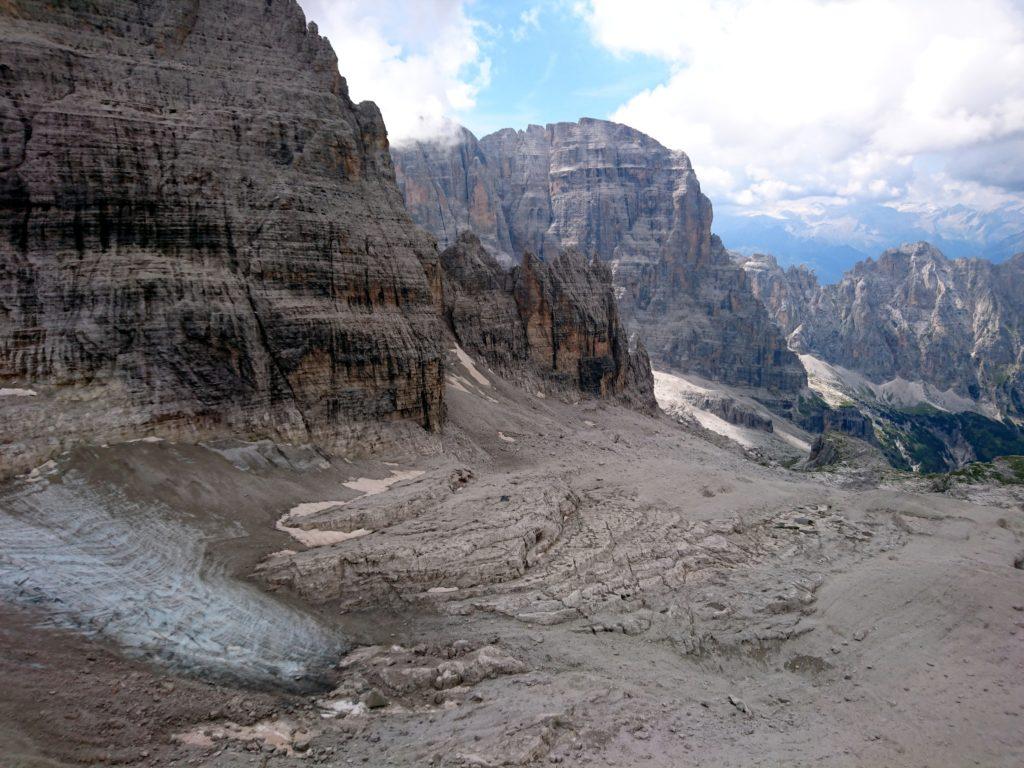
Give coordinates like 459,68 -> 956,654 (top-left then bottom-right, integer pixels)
741,243 -> 1024,418
393,119 -> 806,394
394,127 -> 514,265
441,232 -> 530,371
441,233 -> 655,409
735,253 -> 818,341
0,0 -> 446,474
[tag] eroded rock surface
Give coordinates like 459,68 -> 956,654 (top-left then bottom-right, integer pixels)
394,126 -> 514,265
741,244 -> 1024,419
441,232 -> 655,407
0,0 -> 446,476
393,119 -> 806,394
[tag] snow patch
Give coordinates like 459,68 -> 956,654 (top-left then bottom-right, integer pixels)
446,374 -> 471,394
318,699 -> 367,718
0,387 -> 37,397
174,719 -> 305,754
447,372 -> 499,403
276,469 -> 423,547
24,460 -> 58,483
276,525 -> 372,548
498,431 -> 516,443
286,500 -> 348,519
653,370 -> 811,453
453,345 -> 491,387
343,469 -> 423,496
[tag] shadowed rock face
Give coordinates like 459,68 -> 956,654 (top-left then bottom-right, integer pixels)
742,243 -> 1024,418
0,0 -> 447,474
394,127 -> 515,266
393,119 -> 806,393
441,232 -> 655,409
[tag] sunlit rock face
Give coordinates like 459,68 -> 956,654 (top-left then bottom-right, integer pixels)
393,119 -> 806,394
0,0 -> 447,476
742,243 -> 1024,419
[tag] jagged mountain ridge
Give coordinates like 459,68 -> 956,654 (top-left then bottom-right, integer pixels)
741,243 -> 1024,420
740,243 -> 1024,470
0,0 -> 650,478
441,232 -> 655,409
393,119 -> 807,394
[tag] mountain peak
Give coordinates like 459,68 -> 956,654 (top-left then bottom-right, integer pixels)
393,119 -> 805,393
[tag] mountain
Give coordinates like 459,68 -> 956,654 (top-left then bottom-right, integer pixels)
743,243 -> 1024,416
392,126 -> 515,266
0,2 -> 648,479
740,243 -> 1024,470
717,200 -> 1024,283
441,232 -> 655,410
393,119 -> 806,394
0,0 -> 455,477
4,6 -> 1024,767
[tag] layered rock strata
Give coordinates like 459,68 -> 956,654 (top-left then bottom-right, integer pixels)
393,119 -> 806,393
441,232 -> 655,408
394,127 -> 514,265
741,243 -> 1024,419
0,0 -> 451,475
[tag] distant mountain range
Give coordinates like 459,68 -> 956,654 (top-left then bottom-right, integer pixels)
740,243 -> 1024,471
394,118 -> 1024,471
716,201 -> 1024,283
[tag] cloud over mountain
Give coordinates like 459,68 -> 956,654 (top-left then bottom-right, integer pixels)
576,0 -> 1024,219
301,0 -> 491,143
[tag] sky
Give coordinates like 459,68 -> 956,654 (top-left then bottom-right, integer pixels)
300,0 -> 1024,275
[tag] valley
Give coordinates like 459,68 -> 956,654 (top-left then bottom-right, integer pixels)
1,1 -> 1023,766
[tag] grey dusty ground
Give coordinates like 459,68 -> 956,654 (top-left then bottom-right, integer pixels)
2,349 -> 1023,767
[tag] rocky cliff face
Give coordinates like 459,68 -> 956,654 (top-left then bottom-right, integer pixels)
393,119 -> 806,394
742,243 -> 1024,419
394,127 -> 515,266
736,253 -> 818,339
0,4 -> 661,477
0,0 -> 448,475
441,232 -> 655,409
441,232 -> 528,368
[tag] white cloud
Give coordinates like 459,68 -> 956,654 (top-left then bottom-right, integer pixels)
300,0 -> 491,143
577,0 -> 1024,215
513,6 -> 543,41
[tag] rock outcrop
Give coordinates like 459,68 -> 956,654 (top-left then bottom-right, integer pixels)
741,243 -> 1024,420
441,232 -> 655,408
735,253 -> 818,339
441,232 -> 529,369
393,119 -> 806,393
394,127 -> 514,265
686,394 -> 774,433
0,0 -> 447,476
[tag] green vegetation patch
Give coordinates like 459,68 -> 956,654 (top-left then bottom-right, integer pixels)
929,455 -> 1024,490
873,407 -> 1024,474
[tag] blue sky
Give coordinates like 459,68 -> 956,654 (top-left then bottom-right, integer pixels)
456,2 -> 669,138
302,1 -> 1024,272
